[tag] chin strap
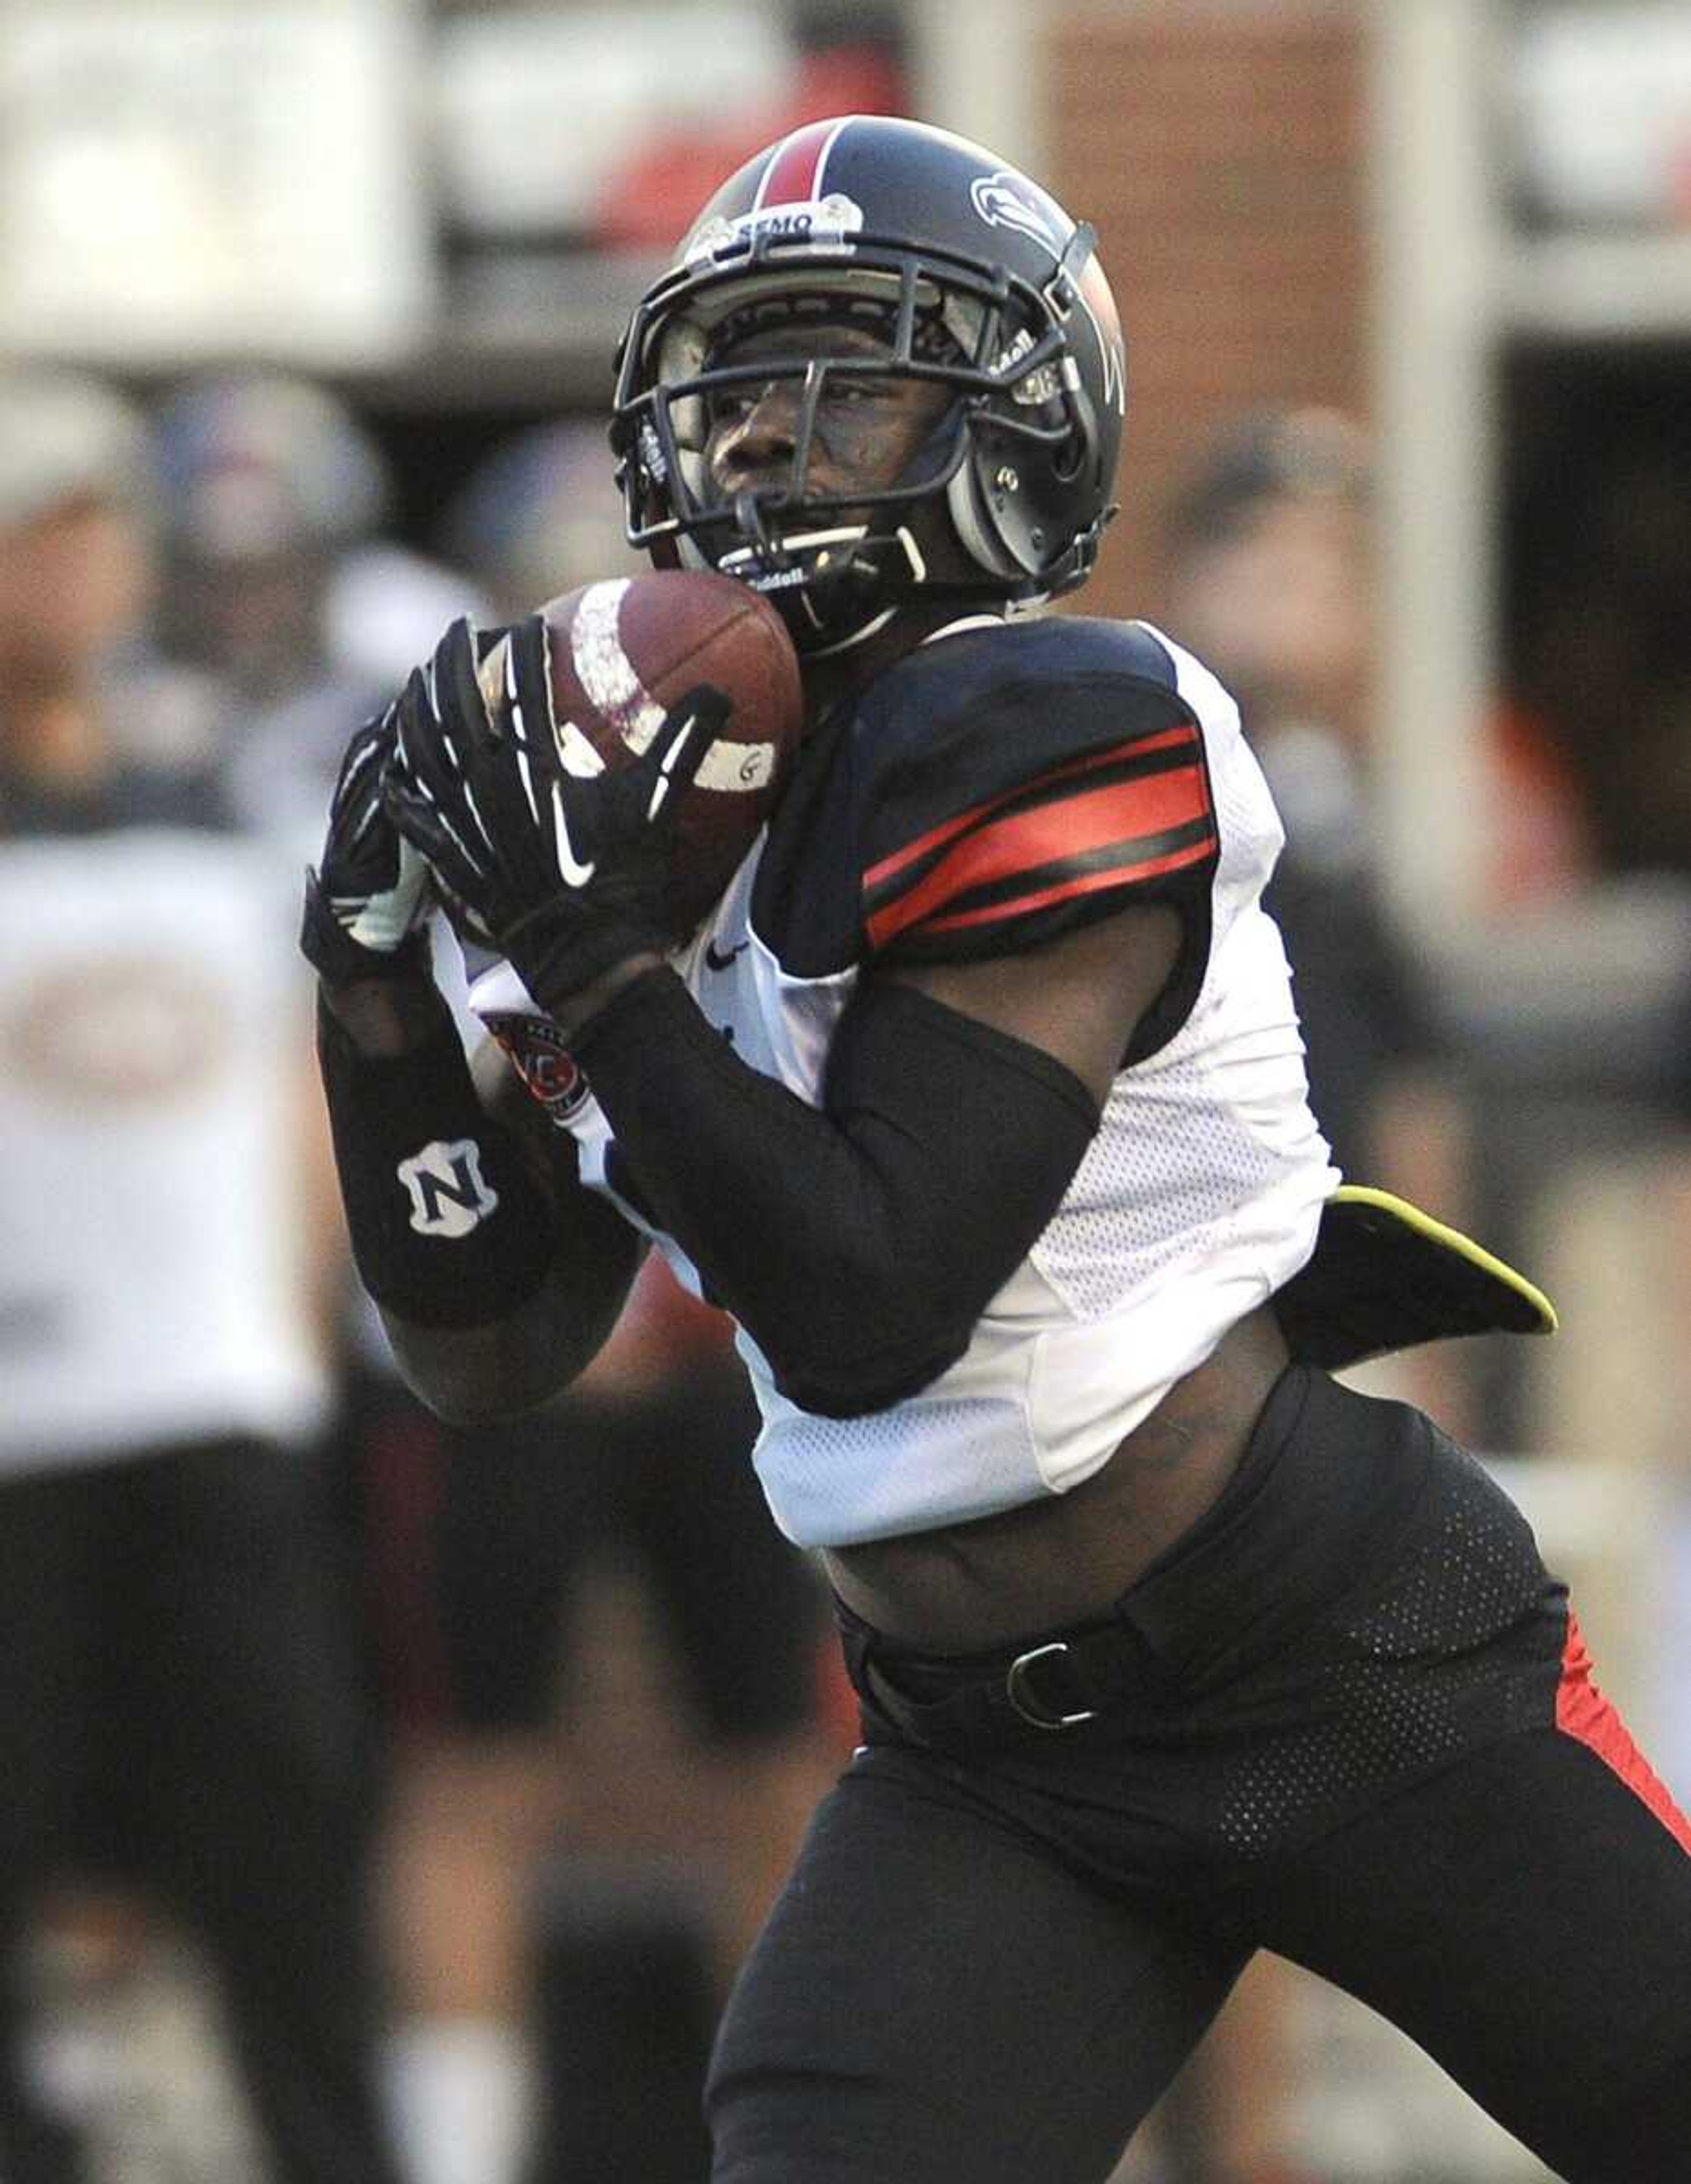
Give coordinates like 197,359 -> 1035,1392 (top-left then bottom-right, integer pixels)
728,512 -> 1027,659
798,604 -> 901,659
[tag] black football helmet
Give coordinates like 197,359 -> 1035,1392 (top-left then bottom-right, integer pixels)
610,114 -> 1127,652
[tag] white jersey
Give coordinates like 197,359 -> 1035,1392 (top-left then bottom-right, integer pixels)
0,826 -> 328,1470
475,617 -> 1338,1548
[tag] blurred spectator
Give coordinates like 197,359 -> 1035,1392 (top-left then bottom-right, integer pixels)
351,421 -> 838,2184
146,371 -> 490,864
0,368 -> 402,2184
1503,392 -> 1691,896
152,372 -> 388,701
1162,407 -> 1455,1194
142,402 -> 838,2182
365,1258 -> 836,2184
1486,689 -> 1594,908
437,417 -> 639,620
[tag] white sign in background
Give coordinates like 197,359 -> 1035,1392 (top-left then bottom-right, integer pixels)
433,4 -> 786,234
0,0 -> 432,365
1513,1 -> 1691,228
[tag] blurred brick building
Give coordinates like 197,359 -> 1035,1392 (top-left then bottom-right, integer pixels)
1045,4 -> 1368,621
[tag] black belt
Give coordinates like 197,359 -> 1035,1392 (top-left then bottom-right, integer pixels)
838,1363 -> 1433,1749
847,1615 -> 1174,1743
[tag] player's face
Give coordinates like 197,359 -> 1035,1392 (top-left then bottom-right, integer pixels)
702,322 -> 951,510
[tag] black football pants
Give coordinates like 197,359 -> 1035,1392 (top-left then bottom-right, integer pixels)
707,1370 -> 1691,2182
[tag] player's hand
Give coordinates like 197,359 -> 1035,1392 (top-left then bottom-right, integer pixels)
300,706 -> 435,990
381,614 -> 725,1017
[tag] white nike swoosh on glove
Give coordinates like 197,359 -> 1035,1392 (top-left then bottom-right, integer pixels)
646,708 -> 698,821
551,786 -> 596,887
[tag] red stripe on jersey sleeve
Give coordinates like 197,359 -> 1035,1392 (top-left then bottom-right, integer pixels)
1557,1610 -> 1691,1855
863,726 -> 1199,896
912,838 -> 1217,937
866,758 -> 1215,950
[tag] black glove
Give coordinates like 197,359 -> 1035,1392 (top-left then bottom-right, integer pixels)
381,614 -> 723,1016
300,706 -> 435,989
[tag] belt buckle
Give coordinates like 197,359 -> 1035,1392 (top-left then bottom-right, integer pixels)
1005,1641 -> 1099,1731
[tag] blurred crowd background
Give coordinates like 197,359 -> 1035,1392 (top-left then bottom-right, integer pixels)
2,4 -> 1690,2182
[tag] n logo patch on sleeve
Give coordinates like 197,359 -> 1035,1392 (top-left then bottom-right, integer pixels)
398,1139 -> 499,1238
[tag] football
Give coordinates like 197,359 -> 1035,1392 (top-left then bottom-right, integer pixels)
538,568 -> 804,937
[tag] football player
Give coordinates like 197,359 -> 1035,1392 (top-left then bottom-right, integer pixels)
305,117 -> 1691,2182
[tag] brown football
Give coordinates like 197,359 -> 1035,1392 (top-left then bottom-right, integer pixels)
538,568 -> 804,937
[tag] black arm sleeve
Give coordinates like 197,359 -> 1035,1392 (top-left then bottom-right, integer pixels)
569,967 -> 1100,1417
317,992 -> 558,1327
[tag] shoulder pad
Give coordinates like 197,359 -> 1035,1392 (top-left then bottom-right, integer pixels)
854,617 -> 1217,963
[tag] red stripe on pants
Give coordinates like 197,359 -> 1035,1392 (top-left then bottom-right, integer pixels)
1556,1608 -> 1691,1855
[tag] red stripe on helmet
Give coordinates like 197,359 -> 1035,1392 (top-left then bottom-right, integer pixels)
754,118 -> 845,211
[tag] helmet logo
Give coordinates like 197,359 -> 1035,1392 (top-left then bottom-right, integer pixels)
970,173 -> 1063,253
993,327 -> 1061,407
637,420 -> 668,484
688,194 -> 864,265
1075,257 -> 1128,417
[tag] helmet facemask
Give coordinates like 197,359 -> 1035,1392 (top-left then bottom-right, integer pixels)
613,225 -> 1108,654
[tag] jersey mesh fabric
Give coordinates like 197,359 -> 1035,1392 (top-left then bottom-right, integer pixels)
1032,915 -> 1313,1314
1036,634 -> 1328,1307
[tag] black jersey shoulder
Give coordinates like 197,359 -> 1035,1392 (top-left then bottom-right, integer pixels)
753,616 -> 1216,976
